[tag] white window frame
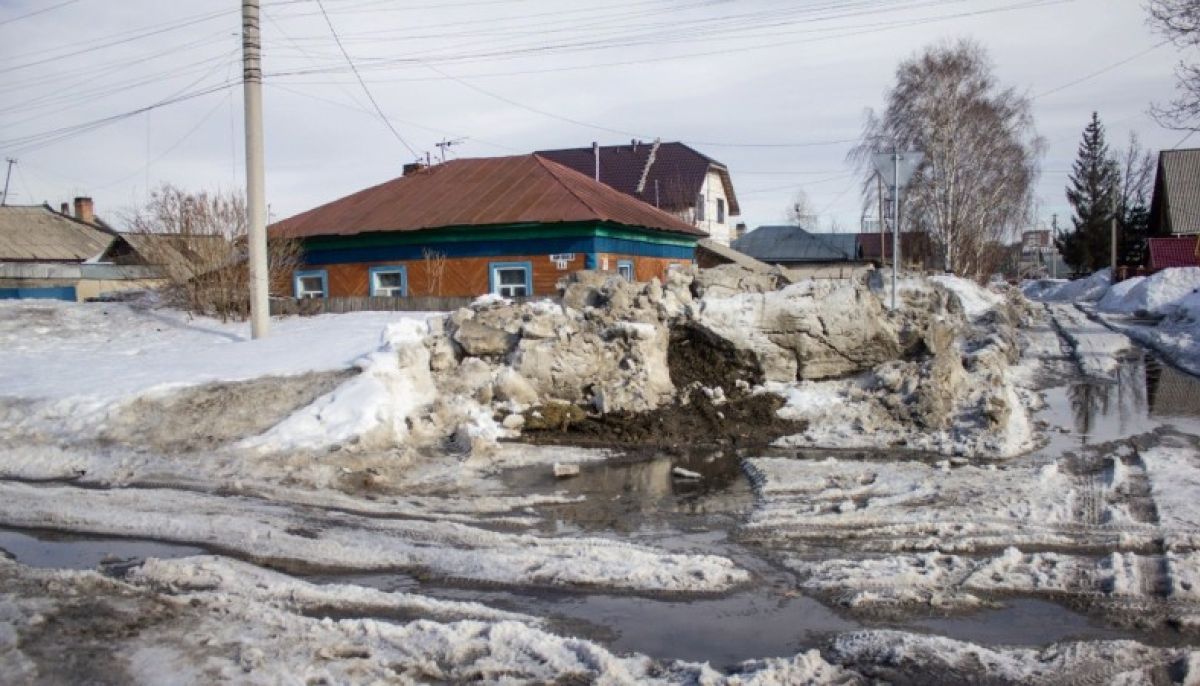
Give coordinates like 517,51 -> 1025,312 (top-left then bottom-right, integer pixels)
617,259 -> 634,281
489,261 -> 532,298
369,266 -> 407,297
294,269 -> 328,299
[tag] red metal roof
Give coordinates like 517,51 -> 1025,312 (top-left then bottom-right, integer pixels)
270,154 -> 704,240
1148,236 -> 1200,270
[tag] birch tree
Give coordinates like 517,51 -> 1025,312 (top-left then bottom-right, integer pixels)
1148,0 -> 1200,130
852,40 -> 1042,280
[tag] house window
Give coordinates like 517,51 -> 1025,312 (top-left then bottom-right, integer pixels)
617,260 -> 634,281
717,198 -> 725,223
294,269 -> 327,299
369,266 -> 407,297
696,193 -> 706,222
490,261 -> 532,298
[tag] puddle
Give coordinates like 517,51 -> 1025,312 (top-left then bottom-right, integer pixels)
1039,353 -> 1200,446
912,598 -> 1131,646
0,527 -> 205,570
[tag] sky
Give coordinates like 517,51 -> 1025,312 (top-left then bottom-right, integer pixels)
0,0 -> 1193,236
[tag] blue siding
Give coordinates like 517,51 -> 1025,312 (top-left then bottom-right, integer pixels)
304,235 -> 693,266
0,286 -> 77,301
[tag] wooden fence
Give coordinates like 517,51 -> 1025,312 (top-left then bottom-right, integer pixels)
269,295 -> 547,316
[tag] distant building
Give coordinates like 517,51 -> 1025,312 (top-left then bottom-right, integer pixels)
1017,228 -> 1066,279
537,141 -> 741,246
0,198 -> 160,301
732,225 -> 861,267
269,154 -> 704,299
1149,148 -> 1200,236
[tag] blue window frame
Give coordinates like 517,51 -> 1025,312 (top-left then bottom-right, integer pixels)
294,269 -> 328,299
488,260 -> 533,297
617,259 -> 634,281
368,265 -> 408,297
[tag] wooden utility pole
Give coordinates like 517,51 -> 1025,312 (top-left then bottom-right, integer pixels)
242,0 -> 269,338
1110,191 -> 1118,280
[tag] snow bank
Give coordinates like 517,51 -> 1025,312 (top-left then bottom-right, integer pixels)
240,319 -> 436,451
928,274 -> 1004,319
1033,268 -> 1111,303
1097,268 -> 1200,316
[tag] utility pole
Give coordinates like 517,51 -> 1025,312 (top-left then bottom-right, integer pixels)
892,149 -> 900,311
1110,191 -> 1119,281
1051,214 -> 1059,280
877,173 -> 885,269
1,158 -> 15,207
242,0 -> 269,339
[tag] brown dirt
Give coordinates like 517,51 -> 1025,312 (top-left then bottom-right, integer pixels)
521,325 -> 801,450
521,390 -> 804,451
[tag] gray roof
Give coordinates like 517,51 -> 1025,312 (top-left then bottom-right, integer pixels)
1151,148 -> 1200,235
732,225 -> 859,263
0,205 -> 113,262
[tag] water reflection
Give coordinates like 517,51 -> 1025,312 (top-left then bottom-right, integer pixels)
1046,354 -> 1200,446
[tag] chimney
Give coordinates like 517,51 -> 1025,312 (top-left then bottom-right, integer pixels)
592,141 -> 599,181
735,222 -> 747,240
631,139 -> 638,152
73,196 -> 94,224
59,202 -> 69,215
403,162 -> 426,176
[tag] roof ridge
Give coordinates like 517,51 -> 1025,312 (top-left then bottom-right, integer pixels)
532,154 -> 604,218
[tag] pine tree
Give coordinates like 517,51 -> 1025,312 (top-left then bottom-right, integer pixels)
1056,113 -> 1119,274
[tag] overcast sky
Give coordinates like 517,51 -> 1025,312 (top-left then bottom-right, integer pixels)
0,0 -> 1191,236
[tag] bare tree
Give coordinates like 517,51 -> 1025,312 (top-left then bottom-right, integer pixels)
784,189 -> 817,227
123,184 -> 303,321
421,248 -> 447,296
850,40 -> 1043,280
1148,0 -> 1200,130
1116,132 -> 1156,213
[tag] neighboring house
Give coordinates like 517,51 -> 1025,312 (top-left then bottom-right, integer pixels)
537,141 -> 741,246
268,154 -> 704,299
1147,236 -> 1200,272
0,198 -> 160,301
1149,148 -> 1200,236
733,225 -> 861,267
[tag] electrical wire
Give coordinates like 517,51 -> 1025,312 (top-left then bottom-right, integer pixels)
312,0 -> 419,158
0,0 -> 82,27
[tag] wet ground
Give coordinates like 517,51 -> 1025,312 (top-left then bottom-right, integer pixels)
5,351 -> 1200,671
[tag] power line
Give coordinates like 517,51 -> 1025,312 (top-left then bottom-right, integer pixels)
313,0 -> 418,158
0,0 -> 82,27
1033,40 -> 1172,100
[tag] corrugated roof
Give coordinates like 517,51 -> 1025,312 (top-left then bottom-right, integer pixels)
270,154 -> 705,240
536,141 -> 740,216
732,225 -> 856,263
1148,236 -> 1200,270
1151,149 -> 1200,235
0,205 -> 113,262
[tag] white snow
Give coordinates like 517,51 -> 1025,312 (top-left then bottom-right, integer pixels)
1140,444 -> 1200,549
928,274 -> 1004,319
239,319 -> 436,452
1033,268 -> 1112,303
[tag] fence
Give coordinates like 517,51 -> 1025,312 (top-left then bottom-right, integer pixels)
269,295 -> 548,316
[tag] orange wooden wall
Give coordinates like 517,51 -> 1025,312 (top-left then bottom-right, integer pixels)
295,252 -> 692,298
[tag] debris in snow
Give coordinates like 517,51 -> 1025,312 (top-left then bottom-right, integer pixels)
671,466 -> 702,480
552,463 -> 580,478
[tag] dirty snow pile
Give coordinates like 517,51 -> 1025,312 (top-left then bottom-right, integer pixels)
2,553 -> 1195,684
1028,267 -> 1200,375
766,277 -> 1039,457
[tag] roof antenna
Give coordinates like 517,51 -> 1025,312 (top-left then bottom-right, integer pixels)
592,141 -> 599,181
435,137 -> 465,164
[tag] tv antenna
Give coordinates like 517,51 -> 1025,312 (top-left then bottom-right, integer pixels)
434,137 -> 466,163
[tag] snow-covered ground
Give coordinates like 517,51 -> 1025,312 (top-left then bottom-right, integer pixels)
1028,267 -> 1200,375
3,273 -> 1200,682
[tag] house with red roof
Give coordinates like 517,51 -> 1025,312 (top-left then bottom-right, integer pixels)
268,154 -> 703,299
537,141 -> 741,246
1145,149 -> 1200,273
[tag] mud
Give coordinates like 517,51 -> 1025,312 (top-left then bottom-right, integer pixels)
521,324 -> 801,449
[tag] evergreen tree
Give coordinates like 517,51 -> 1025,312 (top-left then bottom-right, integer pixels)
1056,113 -> 1119,274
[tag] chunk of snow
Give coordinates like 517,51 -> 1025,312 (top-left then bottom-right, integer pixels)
928,274 -> 1004,319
